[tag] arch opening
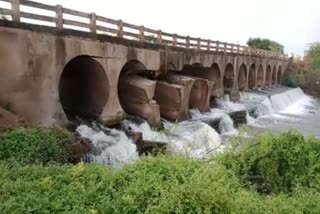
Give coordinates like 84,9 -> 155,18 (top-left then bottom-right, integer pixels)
266,65 -> 272,86
223,63 -> 234,94
248,64 -> 256,89
238,64 -> 247,91
117,60 -> 161,127
59,56 -> 109,120
210,63 -> 221,92
277,66 -> 282,84
272,66 -> 277,85
257,65 -> 264,87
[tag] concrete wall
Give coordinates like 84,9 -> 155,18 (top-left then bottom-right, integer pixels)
0,24 -> 289,125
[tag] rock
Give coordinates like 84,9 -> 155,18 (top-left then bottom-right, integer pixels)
0,107 -> 29,129
69,137 -> 94,163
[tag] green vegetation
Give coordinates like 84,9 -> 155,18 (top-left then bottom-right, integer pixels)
247,37 -> 284,53
282,41 -> 320,97
0,127 -> 73,165
218,131 -> 320,194
307,42 -> 320,70
281,71 -> 306,87
1,128 -> 320,213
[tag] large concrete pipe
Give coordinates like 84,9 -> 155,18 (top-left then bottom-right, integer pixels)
167,69 -> 214,112
118,60 -> 161,127
59,56 -> 109,120
154,74 -> 194,121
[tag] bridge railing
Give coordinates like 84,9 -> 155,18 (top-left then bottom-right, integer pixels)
0,0 -> 288,59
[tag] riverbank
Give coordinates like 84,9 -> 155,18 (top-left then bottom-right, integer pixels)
1,127 -> 320,213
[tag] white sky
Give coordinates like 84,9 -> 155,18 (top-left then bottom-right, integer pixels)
3,0 -> 320,55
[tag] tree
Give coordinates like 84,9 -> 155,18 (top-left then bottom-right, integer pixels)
247,38 -> 284,54
307,42 -> 320,70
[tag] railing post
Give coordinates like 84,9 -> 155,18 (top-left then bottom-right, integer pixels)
207,40 -> 211,51
11,0 -> 20,22
197,38 -> 201,49
230,44 -> 234,53
223,43 -> 227,54
117,20 -> 123,38
216,41 -> 219,52
186,36 -> 190,48
139,25 -> 144,41
173,34 -> 177,46
157,30 -> 162,44
237,44 -> 240,54
55,5 -> 63,32
89,13 -> 97,33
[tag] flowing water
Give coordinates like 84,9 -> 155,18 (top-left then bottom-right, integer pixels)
76,86 -> 320,168
217,86 -> 320,138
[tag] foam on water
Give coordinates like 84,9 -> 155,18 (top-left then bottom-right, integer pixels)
219,115 -> 238,135
123,119 -> 222,159
76,125 -> 139,168
190,108 -> 237,135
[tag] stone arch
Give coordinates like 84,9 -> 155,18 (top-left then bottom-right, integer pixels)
238,63 -> 247,91
248,64 -> 256,89
266,65 -> 272,86
277,66 -> 282,84
210,63 -> 221,92
257,64 -> 264,87
119,59 -> 147,76
59,55 -> 109,120
223,63 -> 234,94
272,66 -> 277,85
192,62 -> 204,68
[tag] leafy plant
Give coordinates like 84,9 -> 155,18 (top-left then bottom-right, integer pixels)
0,127 -> 74,165
247,37 -> 284,53
217,131 -> 320,194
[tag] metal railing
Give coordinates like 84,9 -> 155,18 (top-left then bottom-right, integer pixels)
0,0 -> 288,59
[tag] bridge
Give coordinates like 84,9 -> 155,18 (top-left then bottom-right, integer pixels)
0,0 -> 289,127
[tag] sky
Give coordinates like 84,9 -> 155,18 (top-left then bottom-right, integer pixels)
3,0 -> 320,55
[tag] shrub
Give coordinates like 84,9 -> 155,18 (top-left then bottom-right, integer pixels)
218,131 -> 320,194
1,131 -> 320,213
282,71 -> 306,87
0,127 -> 73,165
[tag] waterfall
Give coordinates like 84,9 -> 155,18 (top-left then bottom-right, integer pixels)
253,98 -> 275,117
219,115 -> 237,135
269,88 -> 305,112
76,124 -> 139,168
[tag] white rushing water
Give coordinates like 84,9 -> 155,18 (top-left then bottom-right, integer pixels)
76,124 -> 139,168
123,119 -> 222,159
75,87 -> 319,168
190,108 -> 237,135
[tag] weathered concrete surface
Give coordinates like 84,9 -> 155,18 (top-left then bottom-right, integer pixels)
154,77 -> 194,121
0,22 -> 289,125
118,75 -> 161,127
189,77 -> 214,112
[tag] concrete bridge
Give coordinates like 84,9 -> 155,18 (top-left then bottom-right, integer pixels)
0,0 -> 289,126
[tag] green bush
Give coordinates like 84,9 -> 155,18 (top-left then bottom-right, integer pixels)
1,131 -> 320,213
282,72 -> 306,87
218,131 -> 320,194
0,127 -> 73,165
0,157 -> 272,213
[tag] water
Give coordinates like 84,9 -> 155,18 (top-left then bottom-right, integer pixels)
76,124 -> 139,168
217,87 -> 320,138
76,86 -> 320,168
123,119 -> 223,159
